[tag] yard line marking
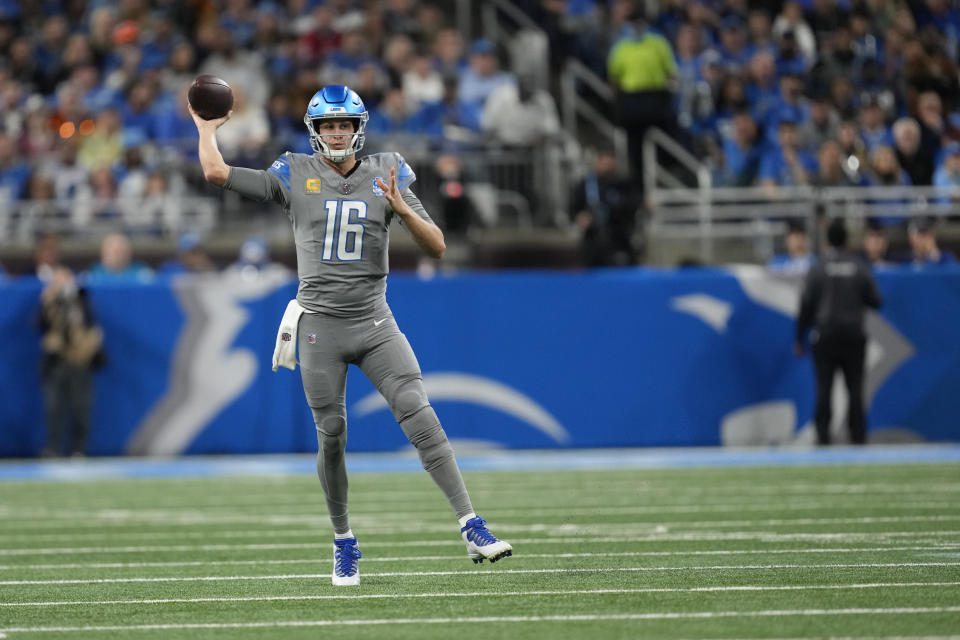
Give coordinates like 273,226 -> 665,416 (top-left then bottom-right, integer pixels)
2,546 -> 958,571
3,515 -> 960,544
2,500 -> 957,528
2,532 -> 960,556
4,608 -> 960,633
3,582 -> 958,608
2,563 -> 957,586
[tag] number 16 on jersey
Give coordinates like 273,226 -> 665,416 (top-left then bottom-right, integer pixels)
322,200 -> 367,262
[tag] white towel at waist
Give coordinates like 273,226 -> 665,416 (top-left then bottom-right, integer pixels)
272,299 -> 305,372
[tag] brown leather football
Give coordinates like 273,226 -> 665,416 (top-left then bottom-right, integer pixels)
188,75 -> 234,120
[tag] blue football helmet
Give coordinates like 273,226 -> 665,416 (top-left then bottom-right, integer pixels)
303,85 -> 369,162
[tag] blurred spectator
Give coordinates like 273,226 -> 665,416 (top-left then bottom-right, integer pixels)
403,54 -> 444,109
607,9 -> 676,180
933,141 -> 960,195
763,72 -> 806,143
152,82 -> 198,157
814,140 -> 865,187
0,129 -> 29,195
161,42 -> 199,96
570,147 -> 638,267
18,170 -> 66,239
858,96 -> 894,152
795,218 -> 882,446
33,232 -> 62,281
226,235 -> 290,280
767,219 -> 815,275
892,117 -> 934,185
828,76 -> 858,119
867,145 -> 911,186
759,119 -> 817,188
481,74 -> 560,147
297,5 -> 341,65
78,108 -> 123,172
717,110 -> 763,187
908,216 -> 958,267
158,232 -> 215,276
916,0 -> 960,60
214,86 -> 270,163
835,119 -> 869,173
86,232 -> 152,282
322,28 -> 384,88
431,153 -> 477,236
38,265 -> 105,458
772,2 -> 816,66
432,28 -> 466,77
746,7 -> 775,57
383,34 -> 416,85
799,92 -> 837,153
914,90 -> 946,152
417,75 -> 483,141
74,166 -> 121,227
200,27 -> 269,111
367,86 -> 426,136
715,14 -> 750,73
458,38 -> 514,110
744,50 -> 779,124
858,218 -> 900,268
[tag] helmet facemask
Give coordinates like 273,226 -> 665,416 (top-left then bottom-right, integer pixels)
304,114 -> 368,163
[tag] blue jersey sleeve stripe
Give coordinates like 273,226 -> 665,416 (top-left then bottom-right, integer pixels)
396,157 -> 416,190
268,157 -> 292,190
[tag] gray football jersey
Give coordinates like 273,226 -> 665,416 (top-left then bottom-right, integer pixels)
223,151 -> 432,316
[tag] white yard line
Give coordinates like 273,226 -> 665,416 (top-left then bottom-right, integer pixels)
1,563 -> 957,586
3,608 -> 960,633
1,500 -> 957,528
2,545 -> 957,571
2,484 -> 959,518
2,582 -> 958,608
2,532 -> 959,556
2,515 -> 960,544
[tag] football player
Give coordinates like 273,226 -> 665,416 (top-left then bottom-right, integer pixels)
189,85 -> 512,586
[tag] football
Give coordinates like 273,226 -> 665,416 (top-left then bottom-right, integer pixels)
188,75 -> 233,120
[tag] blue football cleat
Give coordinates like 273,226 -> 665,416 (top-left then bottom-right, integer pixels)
461,516 -> 513,564
332,537 -> 361,586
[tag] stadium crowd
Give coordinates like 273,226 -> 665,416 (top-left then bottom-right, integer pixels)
515,0 -> 960,194
0,0 -> 555,245
0,0 -> 960,267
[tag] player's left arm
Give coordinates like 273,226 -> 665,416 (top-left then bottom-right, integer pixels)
378,166 -> 446,259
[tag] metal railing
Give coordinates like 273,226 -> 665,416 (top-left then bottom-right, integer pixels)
648,181 -> 960,264
0,195 -> 218,243
560,58 -> 629,171
479,0 -> 550,91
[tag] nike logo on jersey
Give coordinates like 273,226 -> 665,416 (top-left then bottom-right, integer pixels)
373,318 -> 388,326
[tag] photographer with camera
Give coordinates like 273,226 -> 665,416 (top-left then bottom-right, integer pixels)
38,266 -> 105,457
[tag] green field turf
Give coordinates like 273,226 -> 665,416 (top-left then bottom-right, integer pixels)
0,462 -> 959,639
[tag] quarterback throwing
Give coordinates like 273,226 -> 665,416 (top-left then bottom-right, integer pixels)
190,84 -> 512,586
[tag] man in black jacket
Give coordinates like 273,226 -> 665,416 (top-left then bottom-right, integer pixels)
794,219 -> 882,445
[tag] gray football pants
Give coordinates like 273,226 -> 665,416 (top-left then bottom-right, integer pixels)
298,305 -> 473,534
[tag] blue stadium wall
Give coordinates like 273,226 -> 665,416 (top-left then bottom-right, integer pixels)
2,267 -> 959,457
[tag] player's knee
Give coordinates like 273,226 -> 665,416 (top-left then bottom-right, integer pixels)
386,378 -> 429,423
400,407 -> 453,471
311,406 -> 346,439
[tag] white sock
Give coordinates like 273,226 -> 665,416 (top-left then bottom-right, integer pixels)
335,530 -> 355,540
458,513 -> 477,529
